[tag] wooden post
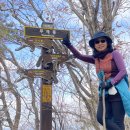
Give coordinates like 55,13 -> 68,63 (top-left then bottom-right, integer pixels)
40,48 -> 52,130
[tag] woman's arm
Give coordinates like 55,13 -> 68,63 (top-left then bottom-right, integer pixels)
111,50 -> 127,85
62,35 -> 95,64
68,45 -> 95,64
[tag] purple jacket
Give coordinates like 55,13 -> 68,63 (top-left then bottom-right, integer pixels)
68,45 -> 127,85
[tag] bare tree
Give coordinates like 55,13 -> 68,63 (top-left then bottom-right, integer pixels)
0,0 -> 130,130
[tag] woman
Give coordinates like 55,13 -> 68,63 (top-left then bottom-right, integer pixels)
62,31 -> 128,130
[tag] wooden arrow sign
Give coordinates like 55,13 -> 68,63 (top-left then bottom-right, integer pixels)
24,69 -> 53,78
42,54 -> 68,65
25,37 -> 59,52
24,26 -> 70,39
26,37 -> 53,47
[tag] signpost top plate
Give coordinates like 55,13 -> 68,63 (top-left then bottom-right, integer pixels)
24,26 -> 70,40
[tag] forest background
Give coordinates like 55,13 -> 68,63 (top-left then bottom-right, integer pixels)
0,0 -> 130,130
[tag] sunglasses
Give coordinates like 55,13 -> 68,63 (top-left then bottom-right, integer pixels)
94,39 -> 106,44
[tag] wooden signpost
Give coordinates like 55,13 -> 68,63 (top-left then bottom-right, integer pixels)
19,25 -> 70,130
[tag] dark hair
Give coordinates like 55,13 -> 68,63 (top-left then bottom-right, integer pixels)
93,39 -> 113,58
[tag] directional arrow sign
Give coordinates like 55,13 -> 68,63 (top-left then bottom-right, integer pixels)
24,69 -> 53,79
26,37 -> 54,47
24,26 -> 70,39
42,54 -> 68,65
50,54 -> 68,61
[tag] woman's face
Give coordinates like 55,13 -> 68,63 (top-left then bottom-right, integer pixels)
94,38 -> 107,52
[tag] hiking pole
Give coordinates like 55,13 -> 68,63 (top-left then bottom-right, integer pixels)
102,89 -> 106,130
102,75 -> 106,130
98,70 -> 106,130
